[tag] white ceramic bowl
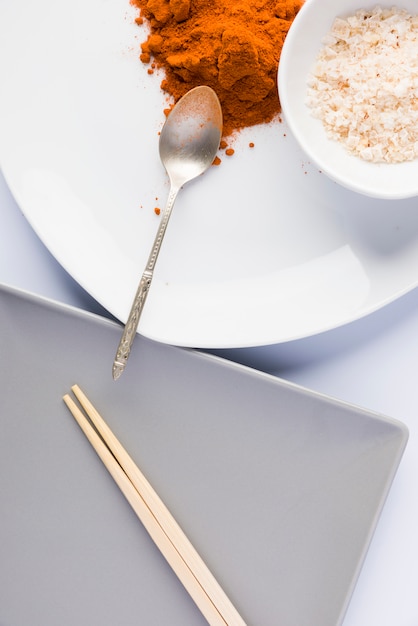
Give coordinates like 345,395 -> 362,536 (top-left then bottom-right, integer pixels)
278,0 -> 418,199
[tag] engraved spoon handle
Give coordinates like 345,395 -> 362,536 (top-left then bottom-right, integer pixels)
112,186 -> 179,380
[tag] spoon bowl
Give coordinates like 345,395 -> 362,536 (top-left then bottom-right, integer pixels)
159,86 -> 223,188
113,86 -> 222,380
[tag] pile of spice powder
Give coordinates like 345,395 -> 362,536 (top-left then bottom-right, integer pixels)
131,0 -> 303,138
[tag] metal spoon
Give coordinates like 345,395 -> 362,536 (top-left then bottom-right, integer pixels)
112,86 -> 222,380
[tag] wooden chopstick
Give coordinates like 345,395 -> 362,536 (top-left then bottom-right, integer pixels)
63,385 -> 247,626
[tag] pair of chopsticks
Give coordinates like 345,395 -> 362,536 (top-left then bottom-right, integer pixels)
63,385 -> 247,626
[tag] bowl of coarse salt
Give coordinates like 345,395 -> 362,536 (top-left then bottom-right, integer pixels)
278,0 -> 418,199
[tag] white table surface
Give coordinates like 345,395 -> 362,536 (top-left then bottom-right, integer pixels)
1,166 -> 417,625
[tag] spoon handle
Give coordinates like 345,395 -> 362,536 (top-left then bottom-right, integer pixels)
112,186 -> 179,380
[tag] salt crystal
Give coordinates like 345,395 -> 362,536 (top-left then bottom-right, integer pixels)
306,6 -> 418,163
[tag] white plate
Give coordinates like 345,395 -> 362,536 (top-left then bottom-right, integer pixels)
0,283 -> 408,625
2,0 -> 418,348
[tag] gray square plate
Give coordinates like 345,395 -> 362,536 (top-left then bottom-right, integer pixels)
0,284 -> 408,626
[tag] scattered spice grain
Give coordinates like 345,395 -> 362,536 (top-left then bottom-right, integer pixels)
131,0 -> 303,138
